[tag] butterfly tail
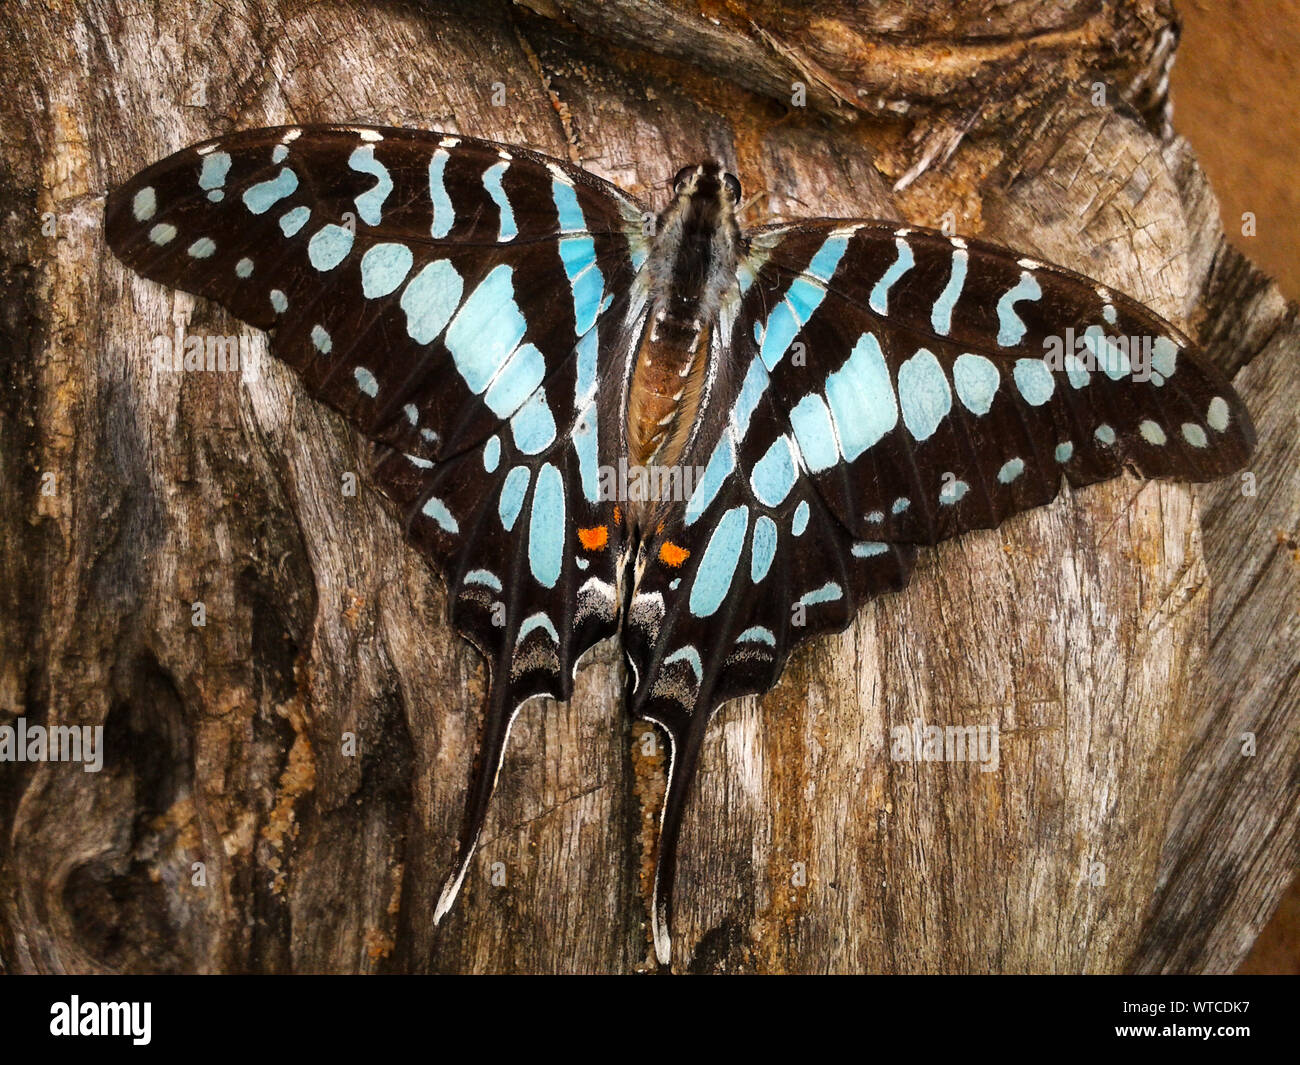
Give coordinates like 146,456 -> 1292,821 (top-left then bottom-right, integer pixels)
433,653 -> 522,926
647,707 -> 711,968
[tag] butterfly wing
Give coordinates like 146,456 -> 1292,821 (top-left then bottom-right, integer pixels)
746,220 -> 1255,545
105,125 -> 649,917
628,218 -> 1255,964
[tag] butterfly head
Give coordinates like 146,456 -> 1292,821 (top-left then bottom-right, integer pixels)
655,161 -> 744,282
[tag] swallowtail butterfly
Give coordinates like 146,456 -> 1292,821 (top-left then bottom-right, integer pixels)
105,125 -> 1255,966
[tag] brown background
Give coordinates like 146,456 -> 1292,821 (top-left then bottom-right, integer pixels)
1174,0 -> 1300,974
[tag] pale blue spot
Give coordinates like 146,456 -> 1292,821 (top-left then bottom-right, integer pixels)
898,348 -> 952,442
806,234 -> 850,282
789,394 -> 838,473
940,478 -> 969,505
1064,353 -> 1090,389
349,146 -> 392,226
664,646 -> 703,684
731,356 -> 768,440
429,150 -> 454,238
560,239 -> 605,334
892,497 -> 910,514
1182,423 -> 1208,448
825,332 -> 897,459
517,613 -> 559,646
310,325 -> 331,354
272,144 -> 288,164
750,515 -> 777,583
574,328 -> 600,406
235,258 -> 254,278
308,224 -> 354,271
242,168 -> 298,215
279,206 -> 310,237
207,190 -> 223,202
149,223 -> 176,245
792,499 -> 810,536
869,237 -> 913,316
510,388 -> 557,455
484,342 -> 545,419
798,582 -> 842,607
997,457 -> 1025,483
464,569 -> 502,592
1103,303 -> 1117,325
865,510 -> 884,524
445,265 -> 526,392
1055,441 -> 1074,462
737,626 -> 776,647
931,249 -> 967,335
667,576 -> 678,589
198,152 -> 231,192
574,400 -> 599,503
684,435 -> 734,525
750,435 -> 797,507
952,353 -> 1000,415
270,289 -> 287,313
552,177 -> 585,233
689,505 -> 749,617
401,259 -> 463,343
1207,397 -> 1230,432
1152,336 -> 1178,380
1139,420 -> 1167,445
499,466 -> 530,531
483,435 -> 501,471
996,271 -> 1041,346
1013,359 -> 1055,406
483,161 -> 517,241
403,403 -> 419,425
759,299 -> 800,370
759,274 -> 833,370
187,237 -> 215,258
360,242 -> 414,298
1083,325 -> 1130,380
1095,424 -> 1116,445
529,462 -> 565,588
852,542 -> 889,558
421,495 -> 458,534
354,367 -> 379,398
132,186 -> 156,221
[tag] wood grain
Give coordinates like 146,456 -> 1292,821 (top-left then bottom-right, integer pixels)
0,0 -> 1293,973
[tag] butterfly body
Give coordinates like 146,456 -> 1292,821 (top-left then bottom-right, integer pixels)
104,125 -> 1254,967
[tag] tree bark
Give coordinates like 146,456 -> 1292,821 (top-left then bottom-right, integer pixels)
0,0 -> 1294,973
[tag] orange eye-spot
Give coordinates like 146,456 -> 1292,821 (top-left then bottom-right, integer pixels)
578,525 -> 609,551
613,505 -> 623,526
659,541 -> 690,567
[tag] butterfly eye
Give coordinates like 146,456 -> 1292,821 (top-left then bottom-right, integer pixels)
723,172 -> 742,202
672,165 -> 696,194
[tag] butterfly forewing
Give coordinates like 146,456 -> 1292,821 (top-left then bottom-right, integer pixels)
105,125 -> 648,465
739,221 -> 1255,546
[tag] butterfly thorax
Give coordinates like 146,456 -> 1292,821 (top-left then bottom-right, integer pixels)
626,163 -> 742,484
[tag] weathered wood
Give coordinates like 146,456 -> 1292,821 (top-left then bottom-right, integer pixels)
0,0 -> 1293,973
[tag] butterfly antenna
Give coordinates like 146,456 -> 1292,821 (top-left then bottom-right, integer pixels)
648,708 -> 710,968
434,652 -> 521,926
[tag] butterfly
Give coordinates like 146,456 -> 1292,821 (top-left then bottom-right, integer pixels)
104,124 -> 1255,966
